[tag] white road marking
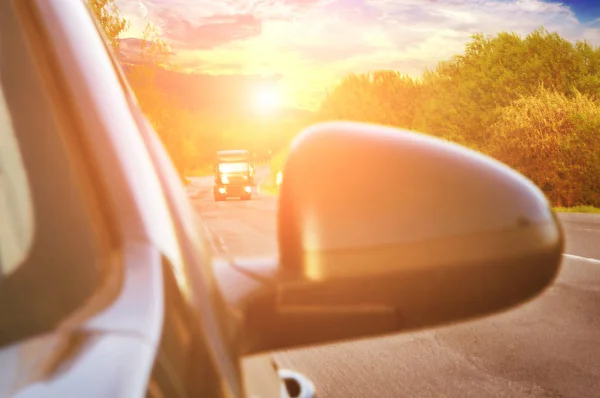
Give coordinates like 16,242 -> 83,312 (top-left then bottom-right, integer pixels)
563,254 -> 600,264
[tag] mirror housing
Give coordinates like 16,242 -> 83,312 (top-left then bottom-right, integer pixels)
219,121 -> 563,355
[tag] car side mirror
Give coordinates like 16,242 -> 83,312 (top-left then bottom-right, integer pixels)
217,121 -> 563,356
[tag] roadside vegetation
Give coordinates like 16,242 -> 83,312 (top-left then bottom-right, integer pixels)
89,1 -> 599,207
259,148 -> 288,194
276,29 -> 600,206
554,206 -> 600,213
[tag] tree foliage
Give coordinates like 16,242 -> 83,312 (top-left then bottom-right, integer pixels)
87,0 -> 128,53
125,23 -> 173,133
88,2 -> 200,177
316,27 -> 600,206
413,28 -> 600,148
319,71 -> 421,129
490,87 -> 600,206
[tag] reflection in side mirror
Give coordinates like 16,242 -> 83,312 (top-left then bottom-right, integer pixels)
276,121 -> 562,327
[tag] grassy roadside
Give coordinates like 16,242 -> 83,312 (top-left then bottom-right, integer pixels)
182,167 -> 211,186
259,147 -> 288,196
187,164 -> 214,177
263,147 -> 600,209
553,205 -> 600,214
254,189 -> 600,211
256,183 -> 600,212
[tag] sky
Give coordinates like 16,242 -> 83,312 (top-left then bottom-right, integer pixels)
115,0 -> 600,110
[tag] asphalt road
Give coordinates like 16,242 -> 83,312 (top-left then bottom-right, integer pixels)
187,172 -> 600,398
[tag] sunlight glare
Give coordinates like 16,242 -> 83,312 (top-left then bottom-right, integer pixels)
253,86 -> 282,115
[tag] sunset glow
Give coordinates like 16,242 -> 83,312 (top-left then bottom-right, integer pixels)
115,0 -> 600,110
252,86 -> 282,115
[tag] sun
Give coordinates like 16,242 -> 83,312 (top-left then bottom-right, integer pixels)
252,86 -> 282,115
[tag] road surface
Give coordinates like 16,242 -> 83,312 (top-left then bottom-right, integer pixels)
187,172 -> 600,398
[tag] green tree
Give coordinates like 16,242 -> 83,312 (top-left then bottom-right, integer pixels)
87,0 -> 129,53
122,24 -> 191,176
489,86 -> 600,206
312,27 -> 600,206
414,28 -> 600,149
318,71 -> 420,129
87,0 -> 219,179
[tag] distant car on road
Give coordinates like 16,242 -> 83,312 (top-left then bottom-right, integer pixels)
213,149 -> 254,201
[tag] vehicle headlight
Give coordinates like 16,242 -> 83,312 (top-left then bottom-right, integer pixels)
218,187 -> 226,194
221,176 -> 229,184
244,186 -> 252,193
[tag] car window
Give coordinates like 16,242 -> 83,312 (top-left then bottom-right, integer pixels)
0,0 -> 104,348
0,36 -> 34,277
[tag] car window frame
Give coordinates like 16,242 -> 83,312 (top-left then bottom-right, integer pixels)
0,0 -> 122,348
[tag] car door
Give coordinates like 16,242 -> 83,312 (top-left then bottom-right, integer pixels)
131,106 -> 288,398
0,1 -> 181,397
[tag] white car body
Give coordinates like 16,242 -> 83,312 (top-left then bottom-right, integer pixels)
0,0 -> 302,397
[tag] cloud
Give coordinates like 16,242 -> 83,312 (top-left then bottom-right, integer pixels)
116,0 -> 600,109
118,37 -> 176,64
156,11 -> 262,49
